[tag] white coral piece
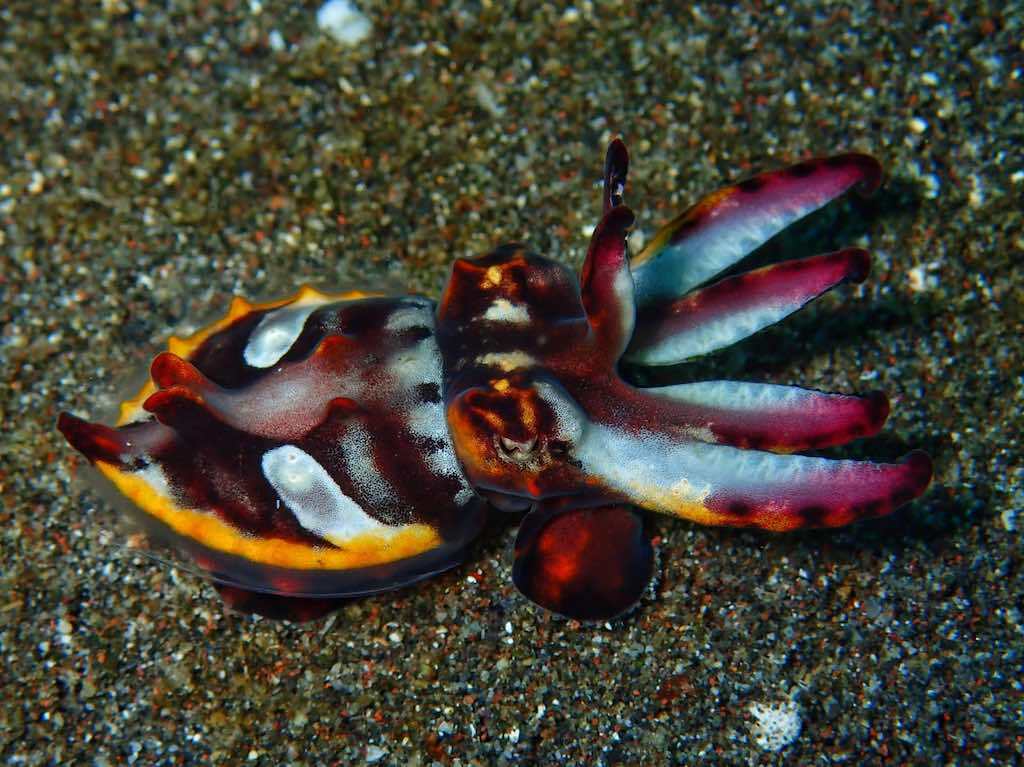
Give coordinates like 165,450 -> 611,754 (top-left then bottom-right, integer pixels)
316,0 -> 372,46
748,700 -> 802,752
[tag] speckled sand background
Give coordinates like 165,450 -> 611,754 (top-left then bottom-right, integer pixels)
2,2 -> 1021,765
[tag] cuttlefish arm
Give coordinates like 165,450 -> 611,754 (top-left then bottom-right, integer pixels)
572,413 -> 931,532
602,138 -> 629,214
626,247 -> 872,366
634,380 -> 890,454
629,154 -> 882,307
580,204 -> 636,362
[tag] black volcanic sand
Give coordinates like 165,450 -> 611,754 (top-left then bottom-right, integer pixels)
1,2 -> 1020,764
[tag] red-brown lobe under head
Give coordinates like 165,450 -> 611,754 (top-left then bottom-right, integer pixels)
512,505 -> 654,621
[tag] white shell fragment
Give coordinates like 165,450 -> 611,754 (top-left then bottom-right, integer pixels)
316,0 -> 372,46
748,700 -> 802,752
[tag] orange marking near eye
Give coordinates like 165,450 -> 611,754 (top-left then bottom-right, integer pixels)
478,408 -> 506,433
517,391 -> 537,432
481,265 -> 504,288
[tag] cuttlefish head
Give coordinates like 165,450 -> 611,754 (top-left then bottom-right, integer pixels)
445,371 -> 595,503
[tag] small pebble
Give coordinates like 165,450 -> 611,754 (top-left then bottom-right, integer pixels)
317,0 -> 372,46
908,116 -> 929,134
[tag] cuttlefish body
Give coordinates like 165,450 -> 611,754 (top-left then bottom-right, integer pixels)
59,140 -> 931,621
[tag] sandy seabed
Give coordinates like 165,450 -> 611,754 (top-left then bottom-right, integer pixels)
1,2 -> 1020,764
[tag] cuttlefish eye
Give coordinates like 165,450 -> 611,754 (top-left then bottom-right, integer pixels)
447,376 -> 586,494
497,435 -> 538,462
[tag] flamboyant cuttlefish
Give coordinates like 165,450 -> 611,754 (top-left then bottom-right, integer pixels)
58,140 -> 932,622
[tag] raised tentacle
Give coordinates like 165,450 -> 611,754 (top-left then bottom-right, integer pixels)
512,503 -> 653,621
580,205 -> 636,361
575,422 -> 931,531
632,381 -> 889,453
602,138 -> 629,213
626,248 -> 870,366
630,154 -> 882,307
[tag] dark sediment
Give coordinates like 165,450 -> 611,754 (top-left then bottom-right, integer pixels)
1,2 -> 1020,764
